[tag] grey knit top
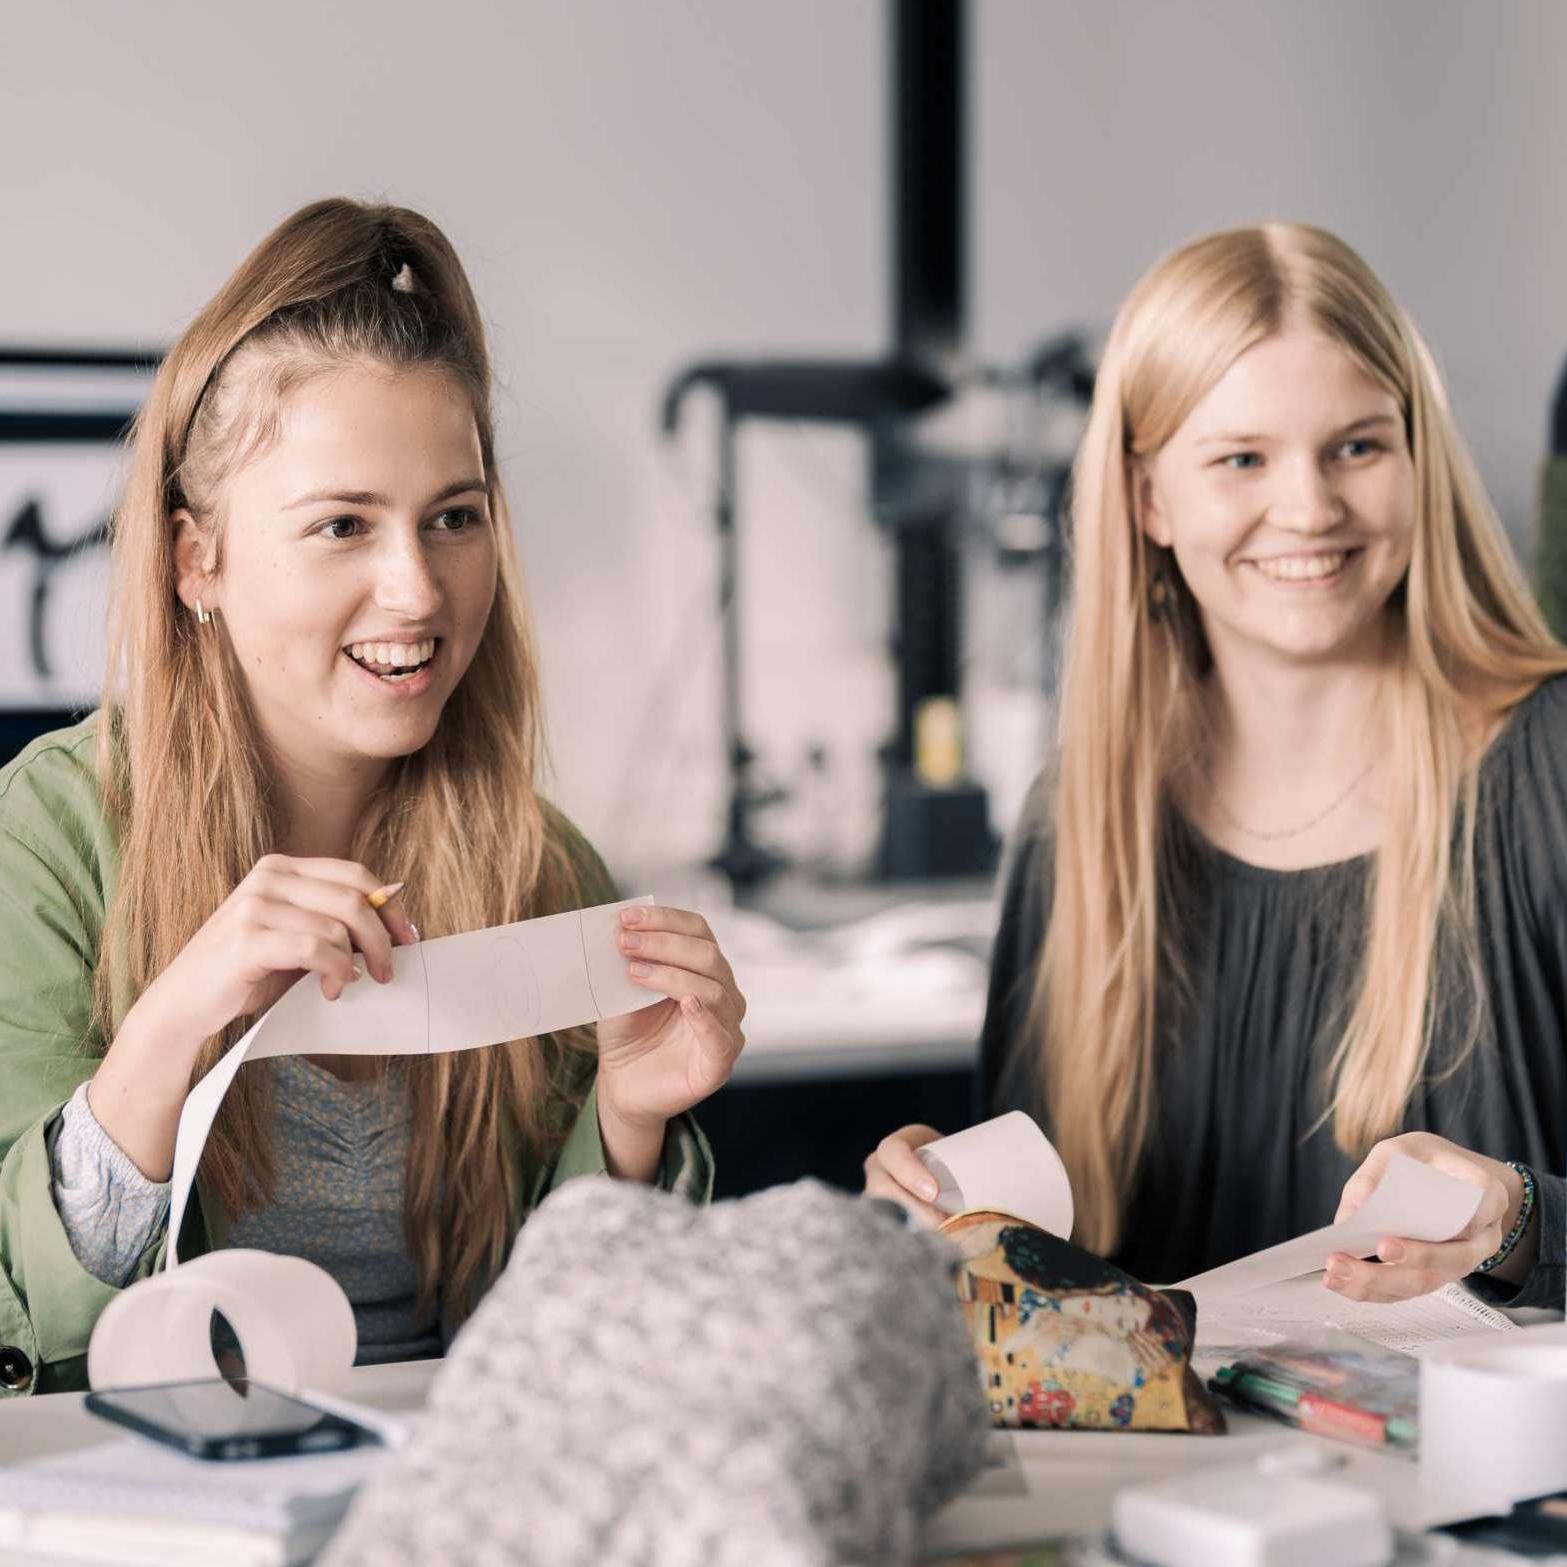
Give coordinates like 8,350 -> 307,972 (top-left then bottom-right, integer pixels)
49,1056 -> 442,1363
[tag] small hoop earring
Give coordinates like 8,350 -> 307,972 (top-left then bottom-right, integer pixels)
195,600 -> 212,625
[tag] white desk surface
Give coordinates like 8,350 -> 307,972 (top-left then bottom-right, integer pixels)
925,1419 -> 1449,1554
0,1363 -> 1447,1559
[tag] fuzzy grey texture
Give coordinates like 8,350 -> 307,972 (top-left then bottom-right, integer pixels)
324,1178 -> 990,1567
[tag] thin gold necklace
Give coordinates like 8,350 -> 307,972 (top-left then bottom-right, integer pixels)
1207,755 -> 1378,843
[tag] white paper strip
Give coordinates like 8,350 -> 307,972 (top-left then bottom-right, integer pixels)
917,1112 -> 1075,1238
165,897 -> 655,1266
1174,1154 -> 1482,1304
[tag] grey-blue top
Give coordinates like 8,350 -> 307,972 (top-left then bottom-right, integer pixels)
51,1057 -> 442,1364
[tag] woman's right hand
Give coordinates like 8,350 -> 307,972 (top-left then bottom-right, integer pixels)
862,1123 -> 950,1230
134,854 -> 418,1050
90,856 -> 417,1182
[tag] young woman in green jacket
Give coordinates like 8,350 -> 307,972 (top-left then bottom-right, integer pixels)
0,199 -> 748,1396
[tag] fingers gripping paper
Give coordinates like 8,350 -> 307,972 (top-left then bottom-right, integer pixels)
916,1112 -> 1075,1237
1173,1155 -> 1483,1304
90,899 -> 657,1394
913,1116 -> 1485,1310
165,897 -> 656,1268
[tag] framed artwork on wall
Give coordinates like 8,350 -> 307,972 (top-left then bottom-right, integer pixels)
0,350 -> 157,761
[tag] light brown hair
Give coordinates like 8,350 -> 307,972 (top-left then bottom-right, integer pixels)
96,198 -> 592,1322
1041,221 -> 1567,1253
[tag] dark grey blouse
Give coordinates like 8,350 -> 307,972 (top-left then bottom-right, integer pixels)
979,676 -> 1567,1309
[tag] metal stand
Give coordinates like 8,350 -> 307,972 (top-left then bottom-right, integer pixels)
708,411 -> 785,889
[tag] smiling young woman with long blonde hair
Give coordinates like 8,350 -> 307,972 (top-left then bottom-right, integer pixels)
0,199 -> 747,1396
867,223 -> 1567,1312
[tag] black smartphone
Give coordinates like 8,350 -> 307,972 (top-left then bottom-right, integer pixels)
84,1378 -> 383,1461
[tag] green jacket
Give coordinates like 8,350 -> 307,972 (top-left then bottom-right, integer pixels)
0,715 -> 712,1398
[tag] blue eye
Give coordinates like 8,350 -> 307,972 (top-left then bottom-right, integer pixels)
1221,452 -> 1262,471
1337,438 -> 1381,460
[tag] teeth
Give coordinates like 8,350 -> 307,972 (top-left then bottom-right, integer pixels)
346,638 -> 436,666
1254,552 -> 1347,582
346,636 -> 435,661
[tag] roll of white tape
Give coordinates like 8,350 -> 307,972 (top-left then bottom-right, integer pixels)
88,1249 -> 357,1396
1420,1322 -> 1567,1513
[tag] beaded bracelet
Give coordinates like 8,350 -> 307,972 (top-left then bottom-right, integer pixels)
1473,1161 -> 1537,1275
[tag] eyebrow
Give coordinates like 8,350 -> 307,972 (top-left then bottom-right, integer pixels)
1194,415 -> 1400,447
284,478 -> 488,510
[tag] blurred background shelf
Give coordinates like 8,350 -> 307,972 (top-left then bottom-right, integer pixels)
696,871 -> 993,1195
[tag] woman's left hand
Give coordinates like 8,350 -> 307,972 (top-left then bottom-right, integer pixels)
595,904 -> 747,1136
1325,1132 -> 1532,1302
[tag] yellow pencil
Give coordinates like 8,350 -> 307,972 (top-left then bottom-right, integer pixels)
368,881 -> 406,910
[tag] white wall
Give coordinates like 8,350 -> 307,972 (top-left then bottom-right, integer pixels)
975,0 -> 1567,544
2,0 -> 889,871
4,1 -> 1562,869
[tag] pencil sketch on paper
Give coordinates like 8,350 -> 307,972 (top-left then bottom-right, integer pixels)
486,928 -> 544,1038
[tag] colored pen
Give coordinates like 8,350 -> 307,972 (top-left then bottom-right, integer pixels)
1212,1366 -> 1417,1447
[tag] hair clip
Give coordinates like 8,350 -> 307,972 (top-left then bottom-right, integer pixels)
390,263 -> 416,294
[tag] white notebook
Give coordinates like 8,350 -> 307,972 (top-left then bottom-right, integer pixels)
0,1437 -> 387,1566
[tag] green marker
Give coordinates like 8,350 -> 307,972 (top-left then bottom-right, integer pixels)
1212,1365 -> 1417,1447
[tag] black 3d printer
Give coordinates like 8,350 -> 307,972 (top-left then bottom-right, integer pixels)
660,0 -> 1093,892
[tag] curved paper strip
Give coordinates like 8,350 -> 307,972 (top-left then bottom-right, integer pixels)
165,897 -> 655,1266
88,1249 -> 357,1397
1175,1153 -> 1482,1304
917,1111 -> 1075,1238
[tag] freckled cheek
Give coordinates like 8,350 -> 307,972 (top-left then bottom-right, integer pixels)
266,567 -> 354,679
448,552 -> 500,647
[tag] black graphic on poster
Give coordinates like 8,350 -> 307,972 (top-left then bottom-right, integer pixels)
0,351 -> 158,707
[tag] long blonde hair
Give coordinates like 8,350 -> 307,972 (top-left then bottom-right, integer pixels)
95,199 -> 592,1321
1041,222 -> 1567,1254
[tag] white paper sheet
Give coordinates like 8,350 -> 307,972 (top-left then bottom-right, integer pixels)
165,897 -> 655,1266
1174,1153 -> 1483,1305
1192,1278 -> 1517,1376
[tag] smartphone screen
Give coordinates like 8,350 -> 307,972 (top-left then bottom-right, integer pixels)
85,1378 -> 382,1461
